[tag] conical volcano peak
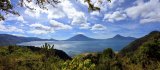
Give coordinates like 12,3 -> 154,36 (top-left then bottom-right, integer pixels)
113,34 -> 124,38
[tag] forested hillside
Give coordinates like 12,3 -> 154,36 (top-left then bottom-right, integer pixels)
120,31 -> 160,56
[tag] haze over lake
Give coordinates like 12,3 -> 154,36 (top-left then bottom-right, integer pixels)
18,40 -> 133,56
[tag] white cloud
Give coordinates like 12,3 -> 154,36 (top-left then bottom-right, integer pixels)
103,11 -> 127,22
71,13 -> 87,25
28,30 -> 51,34
28,23 -> 53,34
125,0 -> 160,23
48,0 -> 86,20
24,8 -> 40,18
0,21 -> 4,24
7,26 -> 24,32
47,8 -> 65,19
79,23 -> 91,29
140,18 -> 160,24
70,12 -> 91,29
107,0 -> 124,8
5,14 -> 27,23
0,21 -> 24,33
90,0 -> 125,12
24,0 -> 88,27
28,20 -> 72,34
0,21 -> 5,29
59,0 -> 88,27
50,20 -> 72,30
91,24 -> 106,30
24,0 -> 86,21
24,5 -> 65,19
17,16 -> 27,23
78,0 -> 89,6
60,0 -> 82,19
23,0 -> 43,18
60,0 -> 90,29
90,11 -> 100,16
30,23 -> 51,31
24,0 -> 64,19
23,0 -> 91,31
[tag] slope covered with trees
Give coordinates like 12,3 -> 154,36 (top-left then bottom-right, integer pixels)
0,43 -> 71,70
120,31 -> 160,56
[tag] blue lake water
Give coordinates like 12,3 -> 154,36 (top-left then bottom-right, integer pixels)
18,40 -> 132,56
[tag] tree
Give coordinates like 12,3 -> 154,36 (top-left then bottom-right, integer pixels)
8,45 -> 15,53
0,0 -> 111,20
41,43 -> 55,59
0,0 -> 19,20
85,0 -> 111,12
102,48 -> 115,58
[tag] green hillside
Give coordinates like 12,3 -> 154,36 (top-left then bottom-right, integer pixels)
120,31 -> 160,56
0,43 -> 71,70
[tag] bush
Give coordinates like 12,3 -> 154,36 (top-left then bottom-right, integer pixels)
62,55 -> 95,70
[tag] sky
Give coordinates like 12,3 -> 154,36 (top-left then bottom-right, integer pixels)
0,0 -> 160,40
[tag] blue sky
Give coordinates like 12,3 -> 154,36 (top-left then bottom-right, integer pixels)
0,0 -> 160,40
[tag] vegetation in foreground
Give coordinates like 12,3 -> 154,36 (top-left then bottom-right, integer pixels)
0,31 -> 160,70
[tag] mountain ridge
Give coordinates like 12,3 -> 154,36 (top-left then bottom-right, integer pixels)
65,34 -> 136,41
107,34 -> 136,40
0,34 -> 57,46
0,33 -> 137,46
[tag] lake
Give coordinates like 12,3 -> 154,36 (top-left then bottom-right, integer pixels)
18,40 -> 132,56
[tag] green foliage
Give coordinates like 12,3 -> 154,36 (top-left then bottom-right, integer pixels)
41,43 -> 54,50
8,45 -> 17,53
84,0 -> 111,12
129,40 -> 160,69
96,48 -> 123,70
0,0 -> 19,20
136,41 -> 160,61
62,55 -> 95,70
0,44 -> 66,70
40,43 -> 55,58
101,48 -> 115,59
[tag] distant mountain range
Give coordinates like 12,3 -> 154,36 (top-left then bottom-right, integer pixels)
0,34 -> 56,46
107,34 -> 136,41
0,33 -> 136,46
65,34 -> 136,41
